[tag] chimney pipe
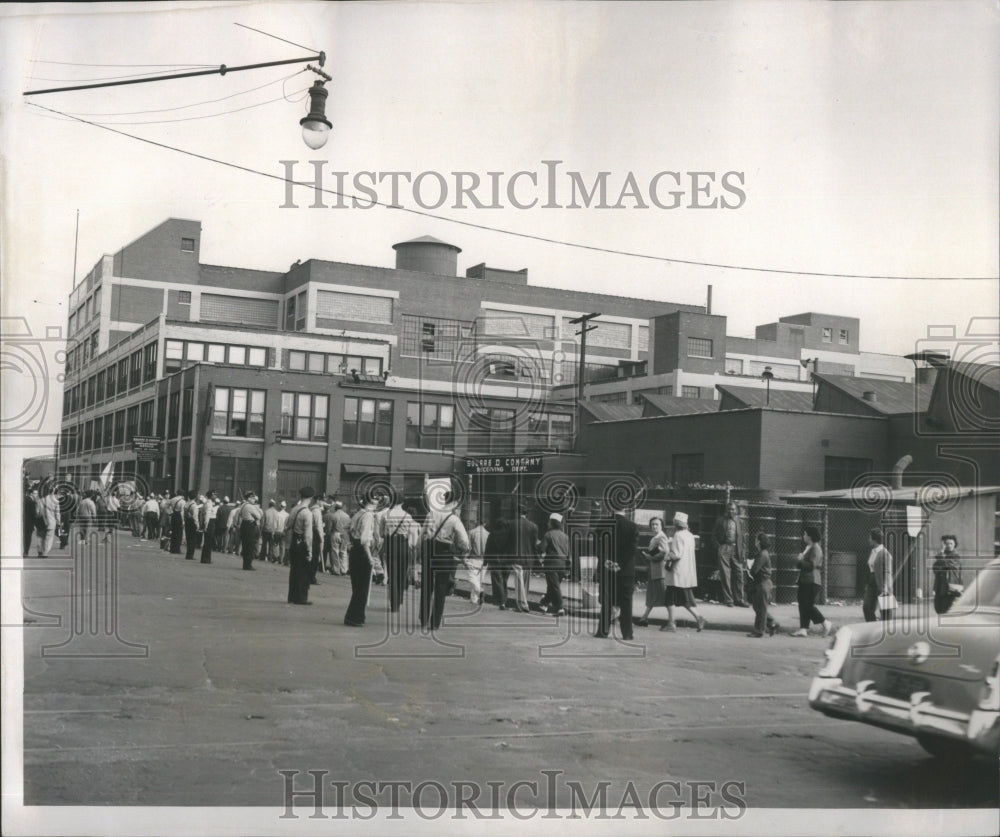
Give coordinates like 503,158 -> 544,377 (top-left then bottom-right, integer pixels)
706,285 -> 712,315
891,454 -> 912,489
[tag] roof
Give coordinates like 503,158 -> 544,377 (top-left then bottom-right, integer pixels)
948,361 -> 1000,393
640,393 -> 719,416
716,384 -> 814,411
814,372 -> 935,415
579,402 -> 644,422
392,235 -> 461,251
780,486 -> 1000,504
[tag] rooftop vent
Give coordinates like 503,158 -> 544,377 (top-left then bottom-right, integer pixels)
862,391 -> 878,402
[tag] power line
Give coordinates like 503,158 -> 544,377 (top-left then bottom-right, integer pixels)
33,60 -> 219,68
23,102 -> 999,283
28,66 -> 221,84
234,23 -> 319,54
52,70 -> 307,117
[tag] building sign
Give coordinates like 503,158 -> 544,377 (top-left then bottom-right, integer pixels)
132,436 -> 163,461
464,454 -> 544,475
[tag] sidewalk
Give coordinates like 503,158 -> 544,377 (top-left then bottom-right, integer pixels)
450,572 -> 866,634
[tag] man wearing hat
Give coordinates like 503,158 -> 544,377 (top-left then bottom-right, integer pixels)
237,492 -> 263,570
329,500 -> 351,575
595,510 -> 638,640
541,512 -> 570,616
262,499 -> 280,563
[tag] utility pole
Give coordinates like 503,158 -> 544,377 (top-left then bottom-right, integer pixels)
569,312 -> 601,404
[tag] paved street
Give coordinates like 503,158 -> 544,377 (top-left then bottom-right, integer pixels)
18,536 -> 999,812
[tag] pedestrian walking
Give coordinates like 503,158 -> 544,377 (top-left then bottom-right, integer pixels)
486,518 -> 513,609
791,526 -> 834,637
76,490 -> 98,546
200,491 -> 218,564
237,493 -> 263,570
511,508 -> 539,613
663,511 -> 706,633
329,501 -> 351,575
747,533 -> 778,637
540,513 -> 570,616
932,535 -> 963,615
419,491 -> 470,631
262,500 -> 280,563
183,491 -> 202,560
36,484 -> 62,557
308,497 -> 325,584
596,511 -> 638,640
862,528 -> 895,623
142,494 -> 160,541
465,516 -> 489,607
345,495 -> 383,626
285,487 -> 316,605
712,500 -> 748,607
381,500 -> 419,613
635,516 -> 669,627
274,501 -> 289,565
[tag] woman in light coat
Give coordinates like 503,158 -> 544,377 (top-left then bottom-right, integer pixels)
663,512 -> 706,632
635,517 -> 669,627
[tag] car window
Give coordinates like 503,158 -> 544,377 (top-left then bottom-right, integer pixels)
952,562 -> 1000,610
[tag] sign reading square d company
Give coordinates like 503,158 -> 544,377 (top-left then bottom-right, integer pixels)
464,455 -> 544,475
132,436 -> 163,460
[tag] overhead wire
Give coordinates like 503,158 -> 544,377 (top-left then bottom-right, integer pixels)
233,23 -> 319,54
22,102 -> 998,283
27,66 -> 225,84
62,89 -> 313,125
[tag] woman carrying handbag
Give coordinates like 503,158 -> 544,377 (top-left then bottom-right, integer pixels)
863,528 -> 896,623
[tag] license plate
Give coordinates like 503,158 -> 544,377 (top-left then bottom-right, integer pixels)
883,669 -> 930,700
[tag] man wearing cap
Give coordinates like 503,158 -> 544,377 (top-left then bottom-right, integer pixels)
344,495 -> 384,626
541,513 -> 570,616
381,498 -> 420,613
214,497 -> 232,551
329,500 -> 351,575
285,487 -> 315,605
596,511 -> 638,640
262,499 -> 280,563
199,491 -> 218,564
511,507 -> 540,613
237,492 -> 263,570
712,500 -> 748,607
420,492 -> 470,631
465,514 -> 489,607
274,500 -> 289,565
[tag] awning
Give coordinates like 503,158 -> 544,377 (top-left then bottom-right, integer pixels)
340,464 -> 389,477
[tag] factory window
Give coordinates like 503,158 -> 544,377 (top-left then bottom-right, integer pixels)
95,370 -> 106,402
114,410 -> 126,445
200,294 -> 279,328
401,314 -> 471,359
839,329 -> 849,345
725,357 -> 744,375
117,359 -> 129,394
316,289 -> 393,325
682,386 -> 701,398
406,401 -> 455,451
142,342 -> 158,382
126,405 -> 140,442
822,327 -> 832,343
686,337 -> 713,359
213,387 -> 265,438
178,291 -> 192,305
92,417 -> 103,450
181,237 -> 195,252
638,325 -> 650,353
280,392 -> 329,441
103,414 -> 114,447
207,344 -> 226,363
343,397 -> 393,447
562,317 -> 632,350
140,400 -> 154,436
129,349 -> 142,388
481,309 -> 554,340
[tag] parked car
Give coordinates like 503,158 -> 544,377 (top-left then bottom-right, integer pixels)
809,558 -> 1000,760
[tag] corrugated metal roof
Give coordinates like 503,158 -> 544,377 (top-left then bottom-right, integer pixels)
815,372 -> 935,415
716,384 -> 814,411
781,486 -> 1000,502
640,393 -> 719,416
580,402 -> 644,422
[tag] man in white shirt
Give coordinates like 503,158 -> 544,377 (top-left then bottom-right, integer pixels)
274,501 -> 289,565
199,491 -> 218,564
142,494 -> 160,541
466,516 -> 489,607
381,501 -> 420,613
420,493 -> 471,631
344,496 -> 384,627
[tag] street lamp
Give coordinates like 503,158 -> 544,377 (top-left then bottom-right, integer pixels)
300,66 -> 333,150
761,365 -> 774,406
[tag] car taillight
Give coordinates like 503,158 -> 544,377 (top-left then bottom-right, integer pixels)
817,626 -> 851,677
978,657 -> 1000,711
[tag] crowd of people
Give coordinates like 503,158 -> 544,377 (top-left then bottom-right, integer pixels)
24,475 -> 957,638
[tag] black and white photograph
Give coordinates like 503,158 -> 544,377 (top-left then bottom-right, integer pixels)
1,2 -> 998,835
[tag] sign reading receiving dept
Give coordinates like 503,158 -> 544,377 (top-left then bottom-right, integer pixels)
132,436 -> 163,460
464,454 -> 543,475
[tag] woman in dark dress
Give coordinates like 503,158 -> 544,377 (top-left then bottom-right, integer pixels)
791,526 -> 833,638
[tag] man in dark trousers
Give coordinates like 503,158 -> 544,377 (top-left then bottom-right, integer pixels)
596,511 -> 638,640
511,507 -> 540,613
285,487 -> 315,605
713,500 -> 748,607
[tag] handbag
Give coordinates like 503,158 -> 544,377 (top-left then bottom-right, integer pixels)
877,592 -> 898,611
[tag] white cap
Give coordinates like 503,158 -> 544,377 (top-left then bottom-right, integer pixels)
673,511 -> 689,526
549,512 -> 563,523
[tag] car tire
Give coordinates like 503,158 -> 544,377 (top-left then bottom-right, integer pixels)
915,734 -> 972,762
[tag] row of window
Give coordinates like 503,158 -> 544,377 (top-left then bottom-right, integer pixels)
64,342 -> 158,416
287,350 -> 384,376
61,400 -> 155,455
68,289 -> 102,337
164,339 -> 268,372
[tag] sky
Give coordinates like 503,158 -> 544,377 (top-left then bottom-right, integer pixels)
1,0 -> 997,454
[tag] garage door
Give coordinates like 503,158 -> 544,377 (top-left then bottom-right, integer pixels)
275,461 -> 328,505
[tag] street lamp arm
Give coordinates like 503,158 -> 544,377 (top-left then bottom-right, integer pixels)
23,53 -> 325,97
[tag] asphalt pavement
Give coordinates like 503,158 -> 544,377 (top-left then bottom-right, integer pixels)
13,533 -> 998,828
